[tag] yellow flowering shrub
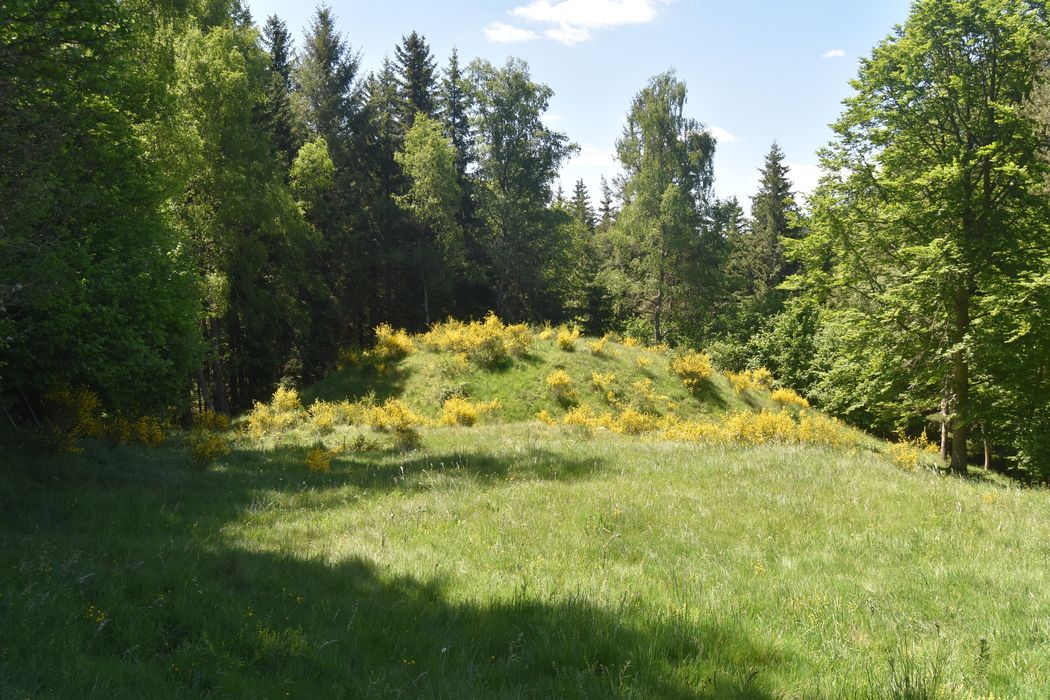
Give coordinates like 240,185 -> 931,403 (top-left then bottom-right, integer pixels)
888,433 -> 938,471
614,407 -> 657,435
563,405 -> 614,433
625,378 -> 668,414
622,336 -> 641,348
721,410 -> 798,445
586,337 -> 607,356
591,371 -> 616,393
771,387 -> 810,409
546,370 -> 576,402
726,368 -> 774,393
246,388 -> 304,440
670,351 -> 714,389
272,386 -> 303,413
190,431 -> 229,466
556,325 -> 581,351
441,397 -> 499,426
373,323 -> 415,360
366,399 -> 425,449
635,355 -> 651,369
422,313 -> 532,366
797,413 -> 854,447
307,400 -> 340,434
305,447 -> 335,474
536,410 -> 557,425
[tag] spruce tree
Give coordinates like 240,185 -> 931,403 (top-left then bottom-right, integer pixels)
598,175 -> 616,230
746,142 -> 799,301
393,31 -> 438,131
261,14 -> 298,167
571,179 -> 596,231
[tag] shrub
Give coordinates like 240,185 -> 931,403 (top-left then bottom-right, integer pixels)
193,410 -> 230,433
614,407 -> 657,435
888,433 -> 938,471
307,401 -> 340,434
366,399 -> 425,450
373,323 -> 415,360
771,387 -> 810,409
422,313 -> 531,366
247,388 -> 304,440
635,355 -> 651,369
670,351 -> 714,389
625,378 -> 668,414
721,410 -> 798,445
797,413 -> 855,447
622,336 -> 641,348
586,337 -> 607,356
546,370 -> 576,403
44,387 -> 103,451
190,432 -> 229,466
272,386 -> 303,413
536,410 -> 557,426
133,416 -> 165,447
556,325 -> 581,351
441,397 -> 499,427
563,405 -> 614,434
591,371 -> 616,393
726,368 -> 774,393
305,446 -> 335,474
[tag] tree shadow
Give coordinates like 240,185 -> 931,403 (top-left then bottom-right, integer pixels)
302,361 -> 410,404
225,441 -> 606,493
0,444 -> 784,698
691,380 -> 730,411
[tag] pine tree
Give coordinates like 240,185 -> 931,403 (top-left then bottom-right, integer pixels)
393,31 -> 438,131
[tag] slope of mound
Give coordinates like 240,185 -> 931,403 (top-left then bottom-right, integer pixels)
303,325 -> 766,424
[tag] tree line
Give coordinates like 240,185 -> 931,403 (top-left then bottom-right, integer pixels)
1,0 -> 1048,478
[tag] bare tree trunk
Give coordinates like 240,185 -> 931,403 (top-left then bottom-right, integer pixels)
939,395 -> 950,462
209,316 -> 229,415
949,286 -> 970,475
197,368 -> 214,413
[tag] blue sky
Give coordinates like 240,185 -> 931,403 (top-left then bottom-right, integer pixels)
245,0 -> 912,210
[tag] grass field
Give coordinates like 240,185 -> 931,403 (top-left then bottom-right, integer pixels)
3,422 -> 1049,698
3,331 -> 1048,697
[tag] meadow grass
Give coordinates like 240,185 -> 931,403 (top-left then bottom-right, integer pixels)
2,423 -> 1049,698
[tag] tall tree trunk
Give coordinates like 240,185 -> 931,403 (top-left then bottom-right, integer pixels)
939,395 -> 950,462
949,285 -> 970,475
209,316 -> 229,415
197,368 -> 214,413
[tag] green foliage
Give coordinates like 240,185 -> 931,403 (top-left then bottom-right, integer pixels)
605,71 -> 720,344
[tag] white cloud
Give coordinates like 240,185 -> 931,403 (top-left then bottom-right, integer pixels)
786,162 -> 822,198
484,22 -> 538,43
543,113 -> 563,123
570,143 -> 618,170
821,48 -> 846,59
705,126 -> 740,143
506,0 -> 673,45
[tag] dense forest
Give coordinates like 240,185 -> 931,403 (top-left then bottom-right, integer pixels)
2,0 -> 1049,478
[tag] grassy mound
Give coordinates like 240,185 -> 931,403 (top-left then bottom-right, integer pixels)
305,330 -> 758,424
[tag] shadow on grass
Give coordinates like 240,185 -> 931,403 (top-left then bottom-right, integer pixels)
0,444 -> 783,698
691,379 -> 731,411
230,441 -> 606,492
302,360 -> 410,404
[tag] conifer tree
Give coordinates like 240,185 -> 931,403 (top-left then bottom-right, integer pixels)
746,142 -> 800,302
571,179 -> 596,231
393,31 -> 438,130
440,49 -> 472,180
598,175 -> 617,230
261,14 -> 298,167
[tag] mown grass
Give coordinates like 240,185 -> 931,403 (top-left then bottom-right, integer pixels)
2,423 -> 1049,697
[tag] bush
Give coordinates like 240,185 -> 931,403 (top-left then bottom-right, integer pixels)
586,337 -> 607,356
305,446 -> 335,474
670,351 -> 714,389
422,313 -> 532,366
721,410 -> 798,445
546,370 -> 576,403
771,387 -> 810,409
373,323 -> 415,360
247,388 -> 304,440
591,371 -> 616,393
441,397 -> 499,427
44,387 -> 103,451
366,399 -> 425,450
726,368 -> 774,393
556,325 -> 581,351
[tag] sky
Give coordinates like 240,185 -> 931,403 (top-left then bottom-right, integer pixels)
244,0 -> 913,211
